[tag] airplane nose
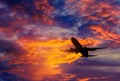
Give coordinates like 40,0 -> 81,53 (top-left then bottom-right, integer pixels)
71,37 -> 76,41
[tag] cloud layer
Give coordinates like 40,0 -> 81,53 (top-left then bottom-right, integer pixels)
0,0 -> 120,81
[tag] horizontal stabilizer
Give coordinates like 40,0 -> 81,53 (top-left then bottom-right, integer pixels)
87,47 -> 107,51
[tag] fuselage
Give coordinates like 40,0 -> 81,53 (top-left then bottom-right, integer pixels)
65,37 -> 106,57
75,47 -> 89,57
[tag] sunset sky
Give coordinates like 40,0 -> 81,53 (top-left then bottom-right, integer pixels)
0,0 -> 120,81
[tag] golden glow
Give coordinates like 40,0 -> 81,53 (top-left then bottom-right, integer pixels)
77,77 -> 91,81
8,37 -> 101,80
10,39 -> 80,80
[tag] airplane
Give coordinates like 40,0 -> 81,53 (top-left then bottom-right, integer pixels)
64,37 -> 106,57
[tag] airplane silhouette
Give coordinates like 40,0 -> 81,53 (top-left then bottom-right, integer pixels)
64,37 -> 106,57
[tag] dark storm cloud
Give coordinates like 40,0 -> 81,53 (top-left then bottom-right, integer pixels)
0,39 -> 27,54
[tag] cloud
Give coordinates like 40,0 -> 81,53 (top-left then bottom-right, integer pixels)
91,48 -> 120,63
0,39 -> 27,55
56,48 -> 120,81
0,0 -> 120,80
20,24 -> 77,40
0,2 -> 6,9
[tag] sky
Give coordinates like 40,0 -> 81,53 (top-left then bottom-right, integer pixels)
0,0 -> 120,81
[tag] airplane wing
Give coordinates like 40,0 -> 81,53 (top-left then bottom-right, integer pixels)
62,48 -> 79,54
87,47 -> 106,51
71,37 -> 83,50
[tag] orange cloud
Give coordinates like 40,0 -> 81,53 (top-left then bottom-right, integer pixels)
34,0 -> 54,25
77,77 -> 91,81
90,26 -> 120,43
7,37 -> 102,80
